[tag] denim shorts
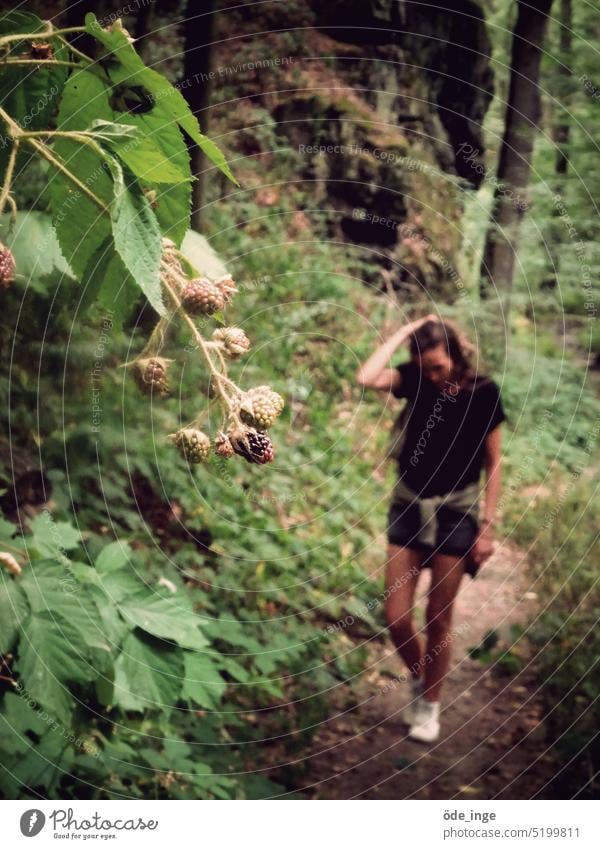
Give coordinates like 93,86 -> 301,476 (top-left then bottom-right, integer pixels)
387,499 -> 480,576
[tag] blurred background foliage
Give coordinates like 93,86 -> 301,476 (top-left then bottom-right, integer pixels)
0,0 -> 598,799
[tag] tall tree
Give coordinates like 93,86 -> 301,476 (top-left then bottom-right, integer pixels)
542,0 -> 573,290
480,0 -> 554,297
183,0 -> 216,231
553,0 -> 572,175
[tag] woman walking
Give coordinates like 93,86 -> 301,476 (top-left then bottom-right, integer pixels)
356,316 -> 506,743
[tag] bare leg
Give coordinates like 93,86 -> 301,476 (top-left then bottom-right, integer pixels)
422,552 -> 466,702
384,544 -> 424,679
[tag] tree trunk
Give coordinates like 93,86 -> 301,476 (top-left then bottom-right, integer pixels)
541,0 -> 573,290
182,0 -> 216,232
480,0 -> 554,297
553,0 -> 572,175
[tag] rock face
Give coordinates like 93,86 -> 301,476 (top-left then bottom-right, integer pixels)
212,0 -> 494,299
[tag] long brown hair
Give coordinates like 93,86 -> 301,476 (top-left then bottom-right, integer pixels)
409,319 -> 486,390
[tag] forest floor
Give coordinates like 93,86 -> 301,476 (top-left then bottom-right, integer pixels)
289,540 -> 559,799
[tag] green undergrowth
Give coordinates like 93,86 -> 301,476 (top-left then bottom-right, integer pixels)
0,191 -> 396,798
502,477 -> 599,799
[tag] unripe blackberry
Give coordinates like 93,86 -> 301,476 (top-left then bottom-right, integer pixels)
181,278 -> 224,316
133,357 -> 170,396
240,385 -> 284,429
174,428 -> 211,463
214,274 -> 237,305
214,431 -> 234,459
228,425 -> 275,464
213,326 -> 251,359
0,244 -> 16,288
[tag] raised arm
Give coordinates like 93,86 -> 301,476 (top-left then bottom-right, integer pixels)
355,315 -> 436,392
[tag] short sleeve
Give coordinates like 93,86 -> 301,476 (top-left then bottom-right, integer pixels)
479,380 -> 506,436
391,360 -> 419,400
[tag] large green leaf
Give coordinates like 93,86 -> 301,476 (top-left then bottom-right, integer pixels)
0,212 -> 75,283
80,238 -> 140,328
180,229 -> 229,278
113,630 -> 184,712
118,591 -> 209,651
19,559 -> 110,653
17,611 -> 93,723
0,12 -> 68,181
50,71 -> 115,281
95,561 -> 146,605
50,69 -> 165,316
85,13 -> 238,186
29,513 -> 81,557
0,578 -> 29,654
86,119 -> 139,143
112,177 -> 163,315
1,691 -> 49,748
89,93 -> 192,243
182,652 -> 227,709
96,540 -> 133,572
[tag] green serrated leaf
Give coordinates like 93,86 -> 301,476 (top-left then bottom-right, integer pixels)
29,513 -> 81,557
86,118 -> 139,142
50,71 -> 115,281
113,631 -> 184,712
96,540 -> 133,573
112,178 -> 164,315
19,559 -> 110,653
118,591 -> 209,650
180,229 -> 229,279
0,516 -> 18,542
182,652 -> 227,709
85,13 -> 238,186
0,12 -> 68,181
80,238 -> 139,328
0,578 -> 29,654
17,611 -> 93,723
0,212 -> 75,283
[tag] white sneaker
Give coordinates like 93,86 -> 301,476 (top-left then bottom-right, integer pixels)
408,699 -> 441,743
401,678 -> 423,726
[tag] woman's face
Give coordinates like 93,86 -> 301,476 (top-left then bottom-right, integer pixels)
414,344 -> 453,388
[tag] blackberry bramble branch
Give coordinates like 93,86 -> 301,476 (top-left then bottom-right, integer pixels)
127,239 -> 284,467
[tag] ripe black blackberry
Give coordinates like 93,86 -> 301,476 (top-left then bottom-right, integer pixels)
229,425 -> 274,464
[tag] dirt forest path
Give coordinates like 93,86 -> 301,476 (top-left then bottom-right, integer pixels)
298,543 -> 558,799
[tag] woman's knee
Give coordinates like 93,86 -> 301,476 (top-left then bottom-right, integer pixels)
425,600 -> 453,637
385,600 -> 414,635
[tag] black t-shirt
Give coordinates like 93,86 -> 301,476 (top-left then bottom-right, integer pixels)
392,360 -> 506,497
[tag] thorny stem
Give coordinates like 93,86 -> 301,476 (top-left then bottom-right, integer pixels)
5,193 -> 17,226
161,275 -> 237,413
57,34 -> 92,64
0,541 -> 25,556
0,106 -> 109,215
1,58 -> 80,67
18,130 -> 107,140
0,26 -> 87,47
26,136 -> 110,213
0,93 -> 245,430
210,344 -> 242,394
0,139 -> 19,218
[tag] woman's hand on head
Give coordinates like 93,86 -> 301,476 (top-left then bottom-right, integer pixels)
403,314 -> 438,336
